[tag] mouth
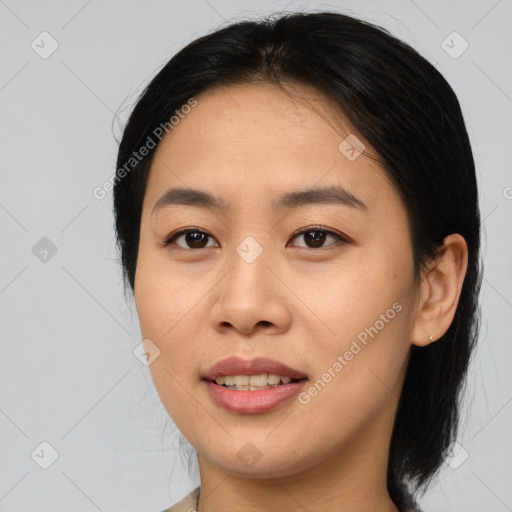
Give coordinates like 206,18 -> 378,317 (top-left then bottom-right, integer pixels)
202,357 -> 308,413
211,373 -> 303,391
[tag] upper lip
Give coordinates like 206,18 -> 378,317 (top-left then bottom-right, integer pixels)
203,356 -> 308,381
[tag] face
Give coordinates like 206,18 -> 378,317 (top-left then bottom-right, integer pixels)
135,82 -> 421,479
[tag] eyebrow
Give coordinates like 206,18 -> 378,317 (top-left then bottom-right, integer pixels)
272,185 -> 367,211
151,185 -> 367,216
152,187 -> 229,216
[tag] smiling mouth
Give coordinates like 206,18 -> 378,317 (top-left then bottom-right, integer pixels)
212,374 -> 304,391
203,358 -> 308,413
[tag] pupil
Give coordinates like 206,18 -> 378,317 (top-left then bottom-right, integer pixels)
305,230 -> 326,248
187,231 -> 208,248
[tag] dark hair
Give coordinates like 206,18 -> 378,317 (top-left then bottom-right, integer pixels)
113,11 -> 482,510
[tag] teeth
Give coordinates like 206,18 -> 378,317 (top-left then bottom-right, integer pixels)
249,374 -> 267,386
233,375 -> 250,386
267,374 -> 281,385
214,374 -> 295,387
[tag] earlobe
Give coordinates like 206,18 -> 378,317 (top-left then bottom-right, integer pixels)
411,234 -> 468,347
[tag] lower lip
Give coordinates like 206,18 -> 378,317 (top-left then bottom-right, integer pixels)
204,380 -> 307,414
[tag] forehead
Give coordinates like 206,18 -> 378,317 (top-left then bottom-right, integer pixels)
143,82 -> 400,215
162,82 -> 352,160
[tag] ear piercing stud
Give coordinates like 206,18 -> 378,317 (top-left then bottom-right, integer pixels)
428,335 -> 433,341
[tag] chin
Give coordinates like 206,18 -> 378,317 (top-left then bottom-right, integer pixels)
196,436 -> 321,479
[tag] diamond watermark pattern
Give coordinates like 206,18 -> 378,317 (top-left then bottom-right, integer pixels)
133,338 -> 161,366
31,441 -> 59,469
441,31 -> 469,59
442,441 -> 469,469
338,134 -> 366,161
31,31 -> 59,59
237,442 -> 263,468
236,236 -> 263,264
32,237 -> 58,263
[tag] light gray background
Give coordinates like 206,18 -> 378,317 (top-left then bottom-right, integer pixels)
1,0 -> 511,511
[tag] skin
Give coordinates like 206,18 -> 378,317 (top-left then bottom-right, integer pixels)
134,82 -> 468,512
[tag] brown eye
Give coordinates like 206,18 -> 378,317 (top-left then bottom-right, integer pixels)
290,227 -> 347,249
302,230 -> 327,248
165,229 -> 218,249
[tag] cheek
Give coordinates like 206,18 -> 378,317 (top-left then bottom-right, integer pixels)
134,249 -> 208,341
135,261 -> 206,424
134,269 -> 189,407
290,246 -> 414,401
292,302 -> 412,454
289,252 -> 411,346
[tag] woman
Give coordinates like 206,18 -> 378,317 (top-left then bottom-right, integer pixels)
113,11 -> 482,512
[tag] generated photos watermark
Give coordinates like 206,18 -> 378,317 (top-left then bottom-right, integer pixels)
93,97 -> 198,200
298,301 -> 403,404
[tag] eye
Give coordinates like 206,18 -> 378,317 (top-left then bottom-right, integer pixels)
288,226 -> 348,249
164,228 -> 218,249
163,226 -> 348,250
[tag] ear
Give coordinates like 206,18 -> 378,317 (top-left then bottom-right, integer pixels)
411,233 -> 468,347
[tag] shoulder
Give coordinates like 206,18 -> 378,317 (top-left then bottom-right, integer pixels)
160,487 -> 200,512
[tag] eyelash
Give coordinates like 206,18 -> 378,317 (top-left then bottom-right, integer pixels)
163,226 -> 349,250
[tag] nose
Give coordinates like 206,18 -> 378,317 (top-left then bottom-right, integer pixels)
209,244 -> 292,336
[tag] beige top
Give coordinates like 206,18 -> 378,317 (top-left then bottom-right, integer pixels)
162,487 -> 200,512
